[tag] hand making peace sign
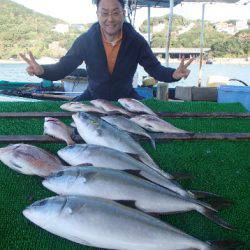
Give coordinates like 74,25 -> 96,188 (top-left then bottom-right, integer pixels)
19,51 -> 44,76
172,56 -> 195,80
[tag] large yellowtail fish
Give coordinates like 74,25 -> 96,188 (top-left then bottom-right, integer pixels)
43,166 -> 233,230
23,195 -> 238,250
72,112 -> 160,171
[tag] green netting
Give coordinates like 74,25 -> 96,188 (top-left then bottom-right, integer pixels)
0,100 -> 249,250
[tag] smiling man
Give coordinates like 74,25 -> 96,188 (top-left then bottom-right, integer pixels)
20,0 -> 193,101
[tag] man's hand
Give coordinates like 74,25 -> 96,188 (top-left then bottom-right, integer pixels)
172,56 -> 195,80
19,51 -> 44,76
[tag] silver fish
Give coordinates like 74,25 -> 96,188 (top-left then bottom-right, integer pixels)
43,166 -> 233,229
131,114 -> 188,133
90,99 -> 132,116
57,144 -> 191,196
60,102 -> 107,114
102,115 -> 156,149
118,98 -> 157,115
72,112 -> 160,171
23,195 -> 224,250
44,117 -> 75,145
0,144 -> 66,177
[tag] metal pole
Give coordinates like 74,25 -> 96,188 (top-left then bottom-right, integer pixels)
147,5 -> 151,45
197,3 -> 206,87
165,0 -> 174,67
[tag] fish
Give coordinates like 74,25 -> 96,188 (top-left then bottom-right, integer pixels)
43,166 -> 233,230
57,144 -> 192,196
90,99 -> 133,116
118,98 -> 157,115
60,102 -> 107,114
72,112 -> 160,171
0,144 -> 67,177
44,117 -> 75,145
23,195 -> 237,250
131,114 -> 188,133
101,115 -> 156,149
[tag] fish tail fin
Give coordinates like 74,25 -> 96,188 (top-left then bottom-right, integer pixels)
171,172 -> 196,180
138,155 -> 161,171
207,240 -> 243,249
190,190 -> 226,199
197,207 -> 235,230
147,133 -> 156,150
203,199 -> 234,211
190,190 -> 234,209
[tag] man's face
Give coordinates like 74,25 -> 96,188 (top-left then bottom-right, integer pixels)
97,0 -> 125,36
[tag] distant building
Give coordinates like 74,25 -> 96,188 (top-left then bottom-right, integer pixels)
152,48 -> 211,59
152,23 -> 165,33
177,23 -> 195,36
53,24 -> 69,34
71,24 -> 85,31
235,20 -> 248,32
215,22 -> 235,35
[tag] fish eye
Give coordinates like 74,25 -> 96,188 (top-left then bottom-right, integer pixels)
68,145 -> 75,149
35,200 -> 48,207
56,171 -> 64,177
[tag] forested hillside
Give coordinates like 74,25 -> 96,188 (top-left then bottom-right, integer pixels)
0,0 -> 249,59
140,15 -> 249,57
0,0 -> 82,59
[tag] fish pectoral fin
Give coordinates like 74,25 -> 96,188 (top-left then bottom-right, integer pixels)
67,235 -> 93,247
96,128 -> 103,136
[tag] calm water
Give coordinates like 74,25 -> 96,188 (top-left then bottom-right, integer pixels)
0,63 -> 249,87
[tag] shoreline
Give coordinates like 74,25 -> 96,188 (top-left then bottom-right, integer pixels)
1,58 -> 250,65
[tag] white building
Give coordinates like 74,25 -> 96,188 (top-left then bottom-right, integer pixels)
152,23 -> 165,33
215,22 -> 235,35
177,23 -> 195,35
53,24 -> 69,34
235,20 -> 248,32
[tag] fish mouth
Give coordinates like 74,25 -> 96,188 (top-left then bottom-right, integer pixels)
23,198 -> 49,218
45,117 -> 60,124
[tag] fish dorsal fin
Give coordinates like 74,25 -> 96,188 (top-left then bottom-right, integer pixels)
82,172 -> 98,182
127,153 -> 144,163
75,163 -> 93,167
122,169 -> 166,187
122,169 -> 142,177
114,200 -> 161,218
114,200 -> 138,209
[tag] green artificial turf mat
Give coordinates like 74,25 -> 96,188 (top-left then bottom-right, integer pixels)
0,100 -> 249,250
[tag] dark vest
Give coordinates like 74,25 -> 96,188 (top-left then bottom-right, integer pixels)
41,22 -> 177,101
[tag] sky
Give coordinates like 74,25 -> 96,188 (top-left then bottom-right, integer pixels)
12,0 -> 250,26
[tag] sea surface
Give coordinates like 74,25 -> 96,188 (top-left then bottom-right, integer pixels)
0,62 -> 249,87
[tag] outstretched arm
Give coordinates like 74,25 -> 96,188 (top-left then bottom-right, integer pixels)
20,36 -> 86,81
138,39 -> 194,82
20,51 -> 44,76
